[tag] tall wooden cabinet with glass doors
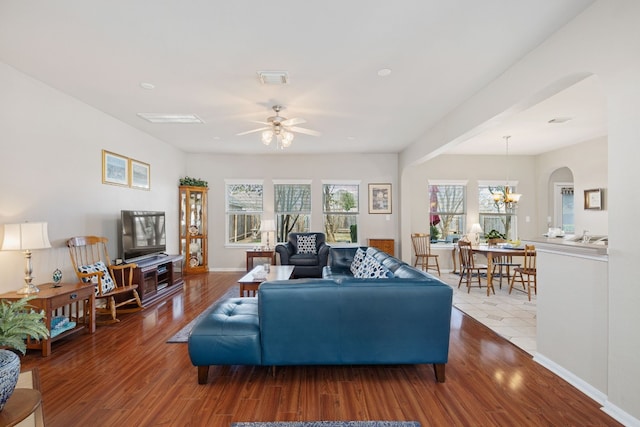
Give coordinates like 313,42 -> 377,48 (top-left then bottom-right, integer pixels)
179,185 -> 208,274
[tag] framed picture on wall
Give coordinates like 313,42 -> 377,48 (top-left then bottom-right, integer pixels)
130,158 -> 150,190
102,150 -> 129,187
368,183 -> 392,214
584,188 -> 604,210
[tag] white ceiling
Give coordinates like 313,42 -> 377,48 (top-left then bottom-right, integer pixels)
0,0 -> 603,156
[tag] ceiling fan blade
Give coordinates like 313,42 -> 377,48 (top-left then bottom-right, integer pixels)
290,126 -> 321,136
281,117 -> 306,126
236,127 -> 270,136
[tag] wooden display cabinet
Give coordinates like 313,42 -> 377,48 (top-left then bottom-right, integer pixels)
179,185 -> 208,274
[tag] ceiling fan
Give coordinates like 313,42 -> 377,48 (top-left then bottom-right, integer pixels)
237,105 -> 321,148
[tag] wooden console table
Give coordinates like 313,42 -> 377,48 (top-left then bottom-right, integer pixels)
0,282 -> 95,357
368,238 -> 395,256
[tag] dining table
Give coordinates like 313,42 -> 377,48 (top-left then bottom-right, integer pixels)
471,245 -> 530,296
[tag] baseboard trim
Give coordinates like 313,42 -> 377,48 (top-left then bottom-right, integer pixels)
533,353 -> 640,426
533,352 -> 607,404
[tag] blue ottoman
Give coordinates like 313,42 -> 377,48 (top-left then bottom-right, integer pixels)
188,297 -> 261,384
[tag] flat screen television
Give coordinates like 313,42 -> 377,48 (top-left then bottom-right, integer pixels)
120,210 -> 166,262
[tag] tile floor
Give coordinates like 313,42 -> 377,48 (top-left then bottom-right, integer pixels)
437,271 -> 537,355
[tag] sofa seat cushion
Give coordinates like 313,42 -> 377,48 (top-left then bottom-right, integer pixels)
188,297 -> 261,366
288,253 -> 321,266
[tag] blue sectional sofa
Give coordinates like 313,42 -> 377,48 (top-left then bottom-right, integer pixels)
188,246 -> 453,384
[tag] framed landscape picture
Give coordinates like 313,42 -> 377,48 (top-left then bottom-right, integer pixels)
130,158 -> 150,190
102,150 -> 129,186
368,183 -> 392,214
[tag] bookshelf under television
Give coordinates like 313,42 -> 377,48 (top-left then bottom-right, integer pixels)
130,254 -> 184,305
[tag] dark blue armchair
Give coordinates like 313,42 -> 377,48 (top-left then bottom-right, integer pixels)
275,232 -> 330,278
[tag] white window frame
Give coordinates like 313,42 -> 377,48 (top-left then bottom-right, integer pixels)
273,179 -> 312,242
225,179 -> 264,247
427,180 -> 467,241
477,180 -> 518,240
322,180 -> 360,245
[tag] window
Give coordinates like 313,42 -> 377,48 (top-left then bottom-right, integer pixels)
478,184 -> 517,240
225,182 -> 263,245
428,183 -> 466,241
323,183 -> 359,243
274,182 -> 311,242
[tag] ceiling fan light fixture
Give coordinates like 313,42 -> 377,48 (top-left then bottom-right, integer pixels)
261,130 -> 274,145
281,131 -> 294,147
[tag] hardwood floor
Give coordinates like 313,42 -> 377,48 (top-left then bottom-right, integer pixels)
20,272 -> 620,427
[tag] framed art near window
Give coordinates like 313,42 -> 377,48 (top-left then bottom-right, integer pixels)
584,188 -> 604,210
130,158 -> 150,190
369,183 -> 392,214
102,150 -> 129,187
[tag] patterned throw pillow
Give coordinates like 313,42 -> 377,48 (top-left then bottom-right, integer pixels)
297,234 -> 317,254
350,248 -> 366,274
78,261 -> 116,296
354,255 -> 392,279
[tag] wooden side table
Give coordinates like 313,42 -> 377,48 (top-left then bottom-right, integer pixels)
245,250 -> 276,271
0,368 -> 44,427
0,282 -> 95,357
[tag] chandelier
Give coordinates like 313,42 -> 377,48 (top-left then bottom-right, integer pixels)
492,136 -> 522,209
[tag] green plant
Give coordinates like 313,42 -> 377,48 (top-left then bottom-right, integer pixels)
430,225 -> 440,240
484,229 -> 506,240
0,297 -> 50,355
179,176 -> 208,187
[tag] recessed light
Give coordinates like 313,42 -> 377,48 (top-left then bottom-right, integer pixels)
377,68 -> 392,77
137,113 -> 204,124
140,82 -> 155,90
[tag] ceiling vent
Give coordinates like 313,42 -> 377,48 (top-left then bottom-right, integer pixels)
137,113 -> 204,124
257,71 -> 289,85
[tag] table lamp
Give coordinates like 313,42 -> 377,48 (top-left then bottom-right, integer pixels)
1,222 -> 52,294
470,223 -> 483,246
261,219 -> 276,250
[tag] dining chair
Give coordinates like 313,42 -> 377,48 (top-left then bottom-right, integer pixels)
487,238 -> 521,289
458,240 -> 491,293
411,233 -> 440,276
509,244 -> 537,301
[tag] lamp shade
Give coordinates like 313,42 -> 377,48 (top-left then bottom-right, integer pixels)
261,219 -> 276,232
1,222 -> 51,251
470,223 -> 483,234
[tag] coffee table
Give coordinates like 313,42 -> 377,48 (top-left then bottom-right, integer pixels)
238,265 -> 295,297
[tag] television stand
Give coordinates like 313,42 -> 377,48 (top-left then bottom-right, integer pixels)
130,254 -> 184,305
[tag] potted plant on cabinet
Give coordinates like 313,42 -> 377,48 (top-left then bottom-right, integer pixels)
0,297 -> 49,411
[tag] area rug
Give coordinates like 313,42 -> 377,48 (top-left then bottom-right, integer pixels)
166,285 -> 240,343
231,422 -> 420,427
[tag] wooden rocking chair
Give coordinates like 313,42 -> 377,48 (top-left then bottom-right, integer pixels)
67,236 -> 144,324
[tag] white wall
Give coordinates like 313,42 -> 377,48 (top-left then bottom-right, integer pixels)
0,62 -> 186,294
398,1 -> 640,423
185,153 -> 398,270
537,137 -> 608,236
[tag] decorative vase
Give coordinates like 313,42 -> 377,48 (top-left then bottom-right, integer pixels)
0,349 -> 21,411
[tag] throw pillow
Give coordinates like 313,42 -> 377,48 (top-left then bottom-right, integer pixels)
350,248 -> 366,274
354,255 -> 392,279
78,261 -> 116,296
297,234 -> 317,254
